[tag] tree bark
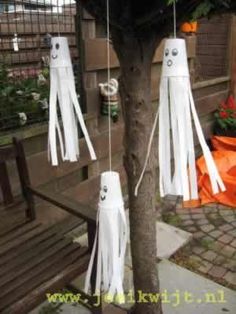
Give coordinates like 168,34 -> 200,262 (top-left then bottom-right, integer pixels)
112,31 -> 163,314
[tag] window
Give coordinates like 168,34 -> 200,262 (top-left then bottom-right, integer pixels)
0,4 -> 15,13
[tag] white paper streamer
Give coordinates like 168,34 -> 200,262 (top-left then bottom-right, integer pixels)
159,39 -> 225,201
84,171 -> 128,303
48,37 -> 96,166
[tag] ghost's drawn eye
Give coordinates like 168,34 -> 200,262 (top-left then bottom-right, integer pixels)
172,48 -> 178,56
56,43 -> 60,50
165,49 -> 169,57
103,186 -> 108,193
50,44 -> 53,50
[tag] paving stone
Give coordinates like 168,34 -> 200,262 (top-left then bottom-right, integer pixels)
223,271 -> 236,286
221,246 -> 236,258
207,213 -> 220,222
208,266 -> 227,278
198,260 -> 213,274
185,226 -> 197,233
231,221 -> 236,227
197,219 -> 209,226
180,214 -> 191,220
224,215 -> 235,223
209,230 -> 223,238
189,208 -> 204,214
191,213 -> 205,220
219,224 -> 234,232
181,220 -> 193,226
176,207 -> 189,214
204,207 -> 216,214
202,250 -> 217,262
224,260 -> 236,272
211,241 -> 224,252
200,224 -> 215,233
228,229 -> 236,237
204,206 -> 218,213
218,205 -> 234,212
214,255 -> 227,266
218,234 -> 234,244
230,239 -> 236,248
202,235 -> 214,243
193,231 -> 204,239
190,254 -> 204,264
220,212 -> 235,220
192,246 -> 206,255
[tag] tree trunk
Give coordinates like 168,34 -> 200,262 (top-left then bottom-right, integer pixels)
112,31 -> 163,314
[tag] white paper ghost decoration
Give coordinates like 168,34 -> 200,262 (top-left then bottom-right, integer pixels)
48,37 -> 96,166
84,171 -> 127,303
159,38 -> 225,201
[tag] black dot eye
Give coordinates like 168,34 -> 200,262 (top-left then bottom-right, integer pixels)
56,43 -> 60,50
165,49 -> 169,56
103,186 -> 108,193
50,44 -> 53,50
172,48 -> 178,56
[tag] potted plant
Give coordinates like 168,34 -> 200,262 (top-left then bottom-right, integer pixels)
214,95 -> 236,137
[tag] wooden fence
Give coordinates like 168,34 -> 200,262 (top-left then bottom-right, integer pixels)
0,10 -> 77,70
196,15 -> 232,80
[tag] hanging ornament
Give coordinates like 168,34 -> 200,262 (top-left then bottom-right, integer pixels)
48,37 -> 96,166
158,38 -> 226,201
12,33 -> 20,52
84,171 -> 127,303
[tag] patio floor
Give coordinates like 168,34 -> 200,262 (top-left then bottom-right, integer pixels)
160,197 -> 236,290
27,195 -> 236,313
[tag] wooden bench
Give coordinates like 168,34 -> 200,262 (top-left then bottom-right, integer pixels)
0,138 -> 99,314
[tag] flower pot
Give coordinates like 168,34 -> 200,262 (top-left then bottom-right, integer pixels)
214,126 -> 236,137
180,21 -> 198,34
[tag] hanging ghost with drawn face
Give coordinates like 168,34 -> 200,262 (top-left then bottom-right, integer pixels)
158,38 -> 225,201
84,171 -> 127,303
48,37 -> 96,166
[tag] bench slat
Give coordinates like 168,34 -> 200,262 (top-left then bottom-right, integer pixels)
0,246 -> 89,310
2,254 -> 90,314
0,230 -> 68,275
0,220 -> 40,246
0,236 -> 77,286
0,217 -> 81,266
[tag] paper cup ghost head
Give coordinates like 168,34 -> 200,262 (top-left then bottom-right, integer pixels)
50,37 -> 72,68
158,38 -> 225,202
162,39 -> 189,77
99,171 -> 123,208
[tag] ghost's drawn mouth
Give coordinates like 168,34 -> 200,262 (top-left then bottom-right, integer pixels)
101,195 -> 106,201
52,55 -> 58,59
167,60 -> 173,67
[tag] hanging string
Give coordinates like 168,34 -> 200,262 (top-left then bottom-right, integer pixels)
57,0 -> 61,37
106,0 -> 112,171
173,0 -> 177,38
134,107 -> 159,196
